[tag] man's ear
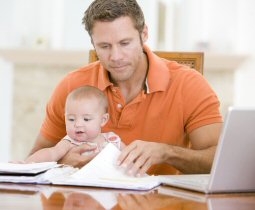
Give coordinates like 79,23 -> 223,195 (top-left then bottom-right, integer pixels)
101,113 -> 109,127
90,37 -> 94,46
141,24 -> 148,43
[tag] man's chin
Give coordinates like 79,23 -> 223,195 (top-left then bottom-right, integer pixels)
110,73 -> 133,83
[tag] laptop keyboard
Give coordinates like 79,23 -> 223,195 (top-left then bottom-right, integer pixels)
160,174 -> 210,188
179,175 -> 210,185
171,174 -> 210,186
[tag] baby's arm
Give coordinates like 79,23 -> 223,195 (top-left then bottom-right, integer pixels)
25,140 -> 74,163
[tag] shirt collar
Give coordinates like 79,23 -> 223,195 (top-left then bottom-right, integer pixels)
97,63 -> 113,91
143,45 -> 170,93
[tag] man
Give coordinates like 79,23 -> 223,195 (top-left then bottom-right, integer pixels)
29,0 -> 222,176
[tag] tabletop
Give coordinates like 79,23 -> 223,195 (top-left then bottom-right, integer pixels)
0,183 -> 254,210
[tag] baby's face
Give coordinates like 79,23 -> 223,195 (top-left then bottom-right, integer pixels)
65,98 -> 108,142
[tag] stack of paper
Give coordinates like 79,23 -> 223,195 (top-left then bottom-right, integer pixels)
0,162 -> 63,184
50,143 -> 161,190
0,162 -> 59,175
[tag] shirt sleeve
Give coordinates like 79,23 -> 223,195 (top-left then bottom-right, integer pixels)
40,76 -> 70,143
182,71 -> 223,134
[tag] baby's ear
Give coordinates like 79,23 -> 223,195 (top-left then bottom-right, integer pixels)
101,113 -> 109,127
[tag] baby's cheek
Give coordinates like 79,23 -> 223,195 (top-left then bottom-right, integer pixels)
66,129 -> 76,138
86,129 -> 100,138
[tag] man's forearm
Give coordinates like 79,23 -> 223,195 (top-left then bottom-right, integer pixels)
166,145 -> 217,174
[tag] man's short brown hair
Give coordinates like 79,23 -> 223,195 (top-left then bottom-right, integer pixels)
82,0 -> 145,36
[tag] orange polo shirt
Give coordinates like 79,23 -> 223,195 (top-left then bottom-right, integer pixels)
41,45 -> 222,175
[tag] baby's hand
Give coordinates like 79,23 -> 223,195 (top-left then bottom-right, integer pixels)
81,142 -> 99,155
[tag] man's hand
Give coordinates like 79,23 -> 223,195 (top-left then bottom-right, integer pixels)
117,123 -> 222,175
59,144 -> 98,168
117,140 -> 170,176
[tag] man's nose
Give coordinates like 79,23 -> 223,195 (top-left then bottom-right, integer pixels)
110,46 -> 123,61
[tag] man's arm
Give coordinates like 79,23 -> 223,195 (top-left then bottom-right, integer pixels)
117,123 -> 222,176
166,123 -> 222,174
29,133 -> 98,167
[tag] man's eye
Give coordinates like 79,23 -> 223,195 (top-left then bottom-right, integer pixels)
100,45 -> 109,49
121,42 -> 129,46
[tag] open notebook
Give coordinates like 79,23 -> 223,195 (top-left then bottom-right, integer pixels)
50,143 -> 160,190
159,107 -> 255,193
0,144 -> 160,190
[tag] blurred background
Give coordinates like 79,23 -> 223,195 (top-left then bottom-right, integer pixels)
0,0 -> 255,161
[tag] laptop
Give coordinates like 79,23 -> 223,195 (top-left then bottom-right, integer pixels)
159,107 -> 255,193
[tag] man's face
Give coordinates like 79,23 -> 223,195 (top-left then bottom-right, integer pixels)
91,16 -> 148,83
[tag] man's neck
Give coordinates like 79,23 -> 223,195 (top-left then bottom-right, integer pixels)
115,52 -> 148,104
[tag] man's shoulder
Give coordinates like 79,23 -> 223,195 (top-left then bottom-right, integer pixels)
68,61 -> 101,77
59,61 -> 104,87
156,57 -> 203,84
163,59 -> 203,80
146,47 -> 198,76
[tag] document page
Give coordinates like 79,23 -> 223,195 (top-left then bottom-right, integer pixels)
72,143 -> 130,179
52,143 -> 160,190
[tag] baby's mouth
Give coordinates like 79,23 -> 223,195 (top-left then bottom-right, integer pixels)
75,131 -> 84,134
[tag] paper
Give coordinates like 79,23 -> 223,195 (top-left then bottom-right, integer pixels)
0,162 -> 59,175
0,173 -> 50,184
0,145 -> 160,190
72,142 -> 129,179
0,165 -> 76,184
0,163 -> 73,184
51,143 -> 160,190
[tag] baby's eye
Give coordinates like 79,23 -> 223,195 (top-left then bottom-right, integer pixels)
68,118 -> 75,122
84,118 -> 91,122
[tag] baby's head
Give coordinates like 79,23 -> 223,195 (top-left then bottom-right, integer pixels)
65,86 -> 109,142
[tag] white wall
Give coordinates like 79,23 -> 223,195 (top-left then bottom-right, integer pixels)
233,0 -> 255,106
163,0 -> 255,108
0,0 -> 159,50
1,0 -> 255,53
234,57 -> 255,106
0,59 -> 13,161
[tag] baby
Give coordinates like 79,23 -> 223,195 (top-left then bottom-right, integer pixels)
25,86 -> 124,163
